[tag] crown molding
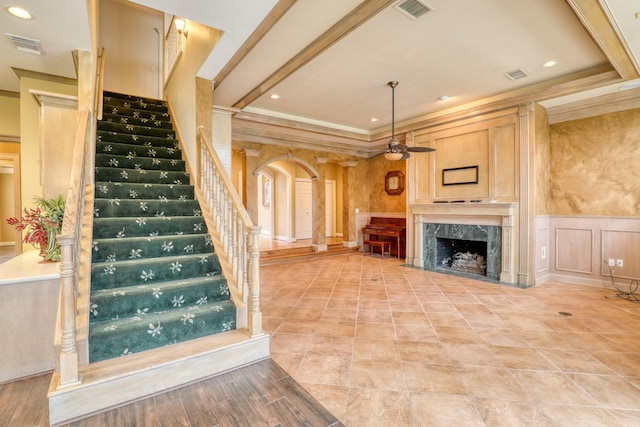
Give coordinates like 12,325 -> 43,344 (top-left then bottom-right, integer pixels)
12,68 -> 77,86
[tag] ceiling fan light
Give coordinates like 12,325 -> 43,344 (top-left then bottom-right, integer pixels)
384,152 -> 404,161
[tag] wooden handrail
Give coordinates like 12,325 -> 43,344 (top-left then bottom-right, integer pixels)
95,48 -> 105,120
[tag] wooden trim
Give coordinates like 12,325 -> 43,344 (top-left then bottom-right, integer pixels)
232,0 -> 396,110
0,90 -> 20,98
546,86 -> 640,124
214,0 -> 298,88
11,68 -> 77,86
0,135 -> 20,143
567,0 -> 640,80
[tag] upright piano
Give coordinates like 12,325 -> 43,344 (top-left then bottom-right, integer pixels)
362,217 -> 406,259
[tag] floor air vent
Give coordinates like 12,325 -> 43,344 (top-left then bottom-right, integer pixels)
394,0 -> 433,20
7,33 -> 44,55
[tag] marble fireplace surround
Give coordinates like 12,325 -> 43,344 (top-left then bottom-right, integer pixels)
410,203 -> 518,284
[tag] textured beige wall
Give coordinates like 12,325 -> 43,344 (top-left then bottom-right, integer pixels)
99,0 -> 163,99
368,154 -> 406,213
0,95 -> 20,137
550,108 -> 640,216
165,21 -> 222,169
535,104 -> 551,215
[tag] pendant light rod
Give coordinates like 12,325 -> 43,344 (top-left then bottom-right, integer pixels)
388,81 -> 398,140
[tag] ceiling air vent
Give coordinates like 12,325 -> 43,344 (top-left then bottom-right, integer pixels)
504,69 -> 528,81
7,33 -> 44,55
394,0 -> 433,20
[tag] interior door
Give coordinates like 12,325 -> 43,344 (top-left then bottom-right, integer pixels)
295,179 -> 312,239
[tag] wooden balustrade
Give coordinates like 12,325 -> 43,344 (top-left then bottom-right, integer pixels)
54,46 -> 105,388
196,127 -> 262,336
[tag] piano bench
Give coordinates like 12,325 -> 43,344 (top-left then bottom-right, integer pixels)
363,240 -> 391,257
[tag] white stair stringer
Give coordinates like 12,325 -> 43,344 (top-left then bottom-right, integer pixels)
48,329 -> 269,426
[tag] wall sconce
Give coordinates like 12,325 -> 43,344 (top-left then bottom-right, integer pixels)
174,18 -> 188,36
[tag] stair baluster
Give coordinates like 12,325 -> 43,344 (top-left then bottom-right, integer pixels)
195,127 -> 262,336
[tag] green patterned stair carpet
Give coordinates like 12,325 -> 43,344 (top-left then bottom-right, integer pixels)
89,91 -> 235,363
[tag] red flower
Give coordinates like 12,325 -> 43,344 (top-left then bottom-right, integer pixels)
6,207 -> 59,248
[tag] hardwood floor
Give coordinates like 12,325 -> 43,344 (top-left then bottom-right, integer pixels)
0,359 -> 343,427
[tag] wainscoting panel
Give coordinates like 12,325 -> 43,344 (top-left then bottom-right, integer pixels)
602,229 -> 640,281
555,227 -> 594,274
543,216 -> 640,287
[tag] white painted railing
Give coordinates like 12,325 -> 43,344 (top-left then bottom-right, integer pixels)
196,127 -> 263,336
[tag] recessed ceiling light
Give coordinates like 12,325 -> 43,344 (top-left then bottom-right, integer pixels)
370,117 -> 378,122
543,61 -> 556,68
270,94 -> 279,99
6,6 -> 34,20
439,95 -> 449,102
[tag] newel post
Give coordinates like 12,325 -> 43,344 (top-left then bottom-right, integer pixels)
247,226 -> 262,336
57,234 -> 81,387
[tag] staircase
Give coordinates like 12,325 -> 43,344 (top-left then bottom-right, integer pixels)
47,91 -> 269,425
89,91 -> 235,362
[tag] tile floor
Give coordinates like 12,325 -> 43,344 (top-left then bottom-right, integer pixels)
262,253 -> 640,426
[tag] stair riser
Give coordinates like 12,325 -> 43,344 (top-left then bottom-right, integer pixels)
95,182 -> 194,200
98,121 -> 175,139
96,154 -> 185,171
94,199 -> 200,218
92,217 -> 207,239
95,167 -> 189,186
89,303 -> 236,362
103,97 -> 168,113
91,254 -> 222,290
92,234 -> 212,262
102,113 -> 173,129
90,281 -> 231,322
97,141 -> 182,160
97,131 -> 178,149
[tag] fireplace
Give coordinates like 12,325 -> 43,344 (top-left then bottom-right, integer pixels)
408,202 -> 518,284
424,223 -> 501,281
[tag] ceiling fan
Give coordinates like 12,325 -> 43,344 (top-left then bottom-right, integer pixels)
375,81 -> 435,161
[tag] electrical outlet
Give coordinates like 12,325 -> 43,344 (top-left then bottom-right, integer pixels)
616,259 -> 624,268
541,246 -> 546,259
608,259 -> 615,267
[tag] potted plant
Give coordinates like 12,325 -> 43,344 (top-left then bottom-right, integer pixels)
6,195 -> 65,262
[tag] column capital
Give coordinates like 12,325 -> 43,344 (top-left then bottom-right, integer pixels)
243,148 -> 261,157
339,160 -> 358,168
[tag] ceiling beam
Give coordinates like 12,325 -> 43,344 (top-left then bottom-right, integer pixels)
567,0 -> 640,80
213,0 -> 298,88
232,0 -> 397,110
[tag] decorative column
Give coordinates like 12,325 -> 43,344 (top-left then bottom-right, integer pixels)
339,160 -> 358,248
212,105 -> 239,177
518,102 -> 535,287
244,148 -> 261,225
312,157 -> 328,252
